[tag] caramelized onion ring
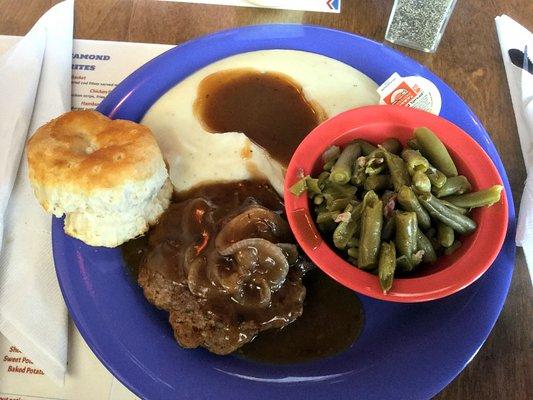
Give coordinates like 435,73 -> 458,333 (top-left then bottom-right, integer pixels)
187,256 -> 209,297
219,238 -> 289,291
233,277 -> 272,308
215,206 -> 290,252
276,243 -> 298,265
205,251 -> 249,293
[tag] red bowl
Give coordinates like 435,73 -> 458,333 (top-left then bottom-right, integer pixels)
285,105 -> 508,302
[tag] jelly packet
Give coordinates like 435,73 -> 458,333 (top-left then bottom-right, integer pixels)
377,73 -> 442,115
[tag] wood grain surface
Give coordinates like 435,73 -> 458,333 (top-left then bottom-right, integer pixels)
0,1 -> 531,399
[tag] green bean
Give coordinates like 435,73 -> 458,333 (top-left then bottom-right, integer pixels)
362,190 -> 379,208
351,169 -> 366,186
329,143 -> 361,184
315,202 -> 327,212
326,197 -> 351,212
365,163 -> 386,176
322,145 -> 341,163
333,220 -> 356,250
364,174 -> 392,191
439,199 -> 468,215
349,156 -> 364,183
355,139 -> 378,155
401,149 -> 429,175
347,236 -> 359,248
395,211 -> 418,259
444,240 -> 462,255
418,193 -> 477,234
382,148 -> 412,191
323,159 -> 336,171
415,127 -> 458,177
367,149 -> 385,158
289,177 -> 307,196
381,138 -> 402,155
396,255 -> 420,272
323,182 -> 357,199
433,175 -> 472,198
333,203 -> 363,249
407,138 -> 420,150
427,165 -> 447,188
416,229 -> 437,263
316,210 -> 340,224
358,199 -> 383,269
445,185 -> 503,208
347,247 -> 358,258
313,195 -> 324,205
396,255 -> 410,272
306,134 -> 504,292
424,227 -> 440,249
365,151 -> 386,176
412,170 -> 432,193
397,186 -> 431,229
352,201 -> 364,219
381,215 -> 396,240
378,242 -> 396,293
305,177 -> 322,195
437,222 -> 454,248
317,171 -> 330,189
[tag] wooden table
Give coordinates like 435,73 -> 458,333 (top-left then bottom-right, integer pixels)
1,1 -> 531,398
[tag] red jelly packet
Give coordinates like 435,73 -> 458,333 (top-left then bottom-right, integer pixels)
377,73 -> 442,115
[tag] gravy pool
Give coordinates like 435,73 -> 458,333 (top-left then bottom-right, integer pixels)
238,269 -> 364,364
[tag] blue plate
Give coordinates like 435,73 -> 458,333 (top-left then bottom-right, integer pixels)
53,25 -> 516,400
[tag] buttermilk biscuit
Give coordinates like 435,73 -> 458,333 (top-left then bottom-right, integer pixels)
27,110 -> 172,247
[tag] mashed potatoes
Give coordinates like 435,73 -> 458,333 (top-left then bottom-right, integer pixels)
142,50 -> 379,195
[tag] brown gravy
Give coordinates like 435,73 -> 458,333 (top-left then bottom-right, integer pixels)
238,269 -> 364,364
127,180 -> 308,353
123,180 -> 286,285
121,180 -> 364,363
194,69 -> 322,165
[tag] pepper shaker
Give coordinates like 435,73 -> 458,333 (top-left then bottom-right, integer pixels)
385,0 -> 458,53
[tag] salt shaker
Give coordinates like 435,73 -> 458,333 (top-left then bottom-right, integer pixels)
385,0 -> 458,53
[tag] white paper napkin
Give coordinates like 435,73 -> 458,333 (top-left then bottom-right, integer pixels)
495,15 -> 533,282
0,24 -> 44,249
0,0 -> 74,385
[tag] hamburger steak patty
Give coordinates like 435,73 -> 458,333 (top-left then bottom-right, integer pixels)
138,266 -> 306,354
136,180 -> 309,354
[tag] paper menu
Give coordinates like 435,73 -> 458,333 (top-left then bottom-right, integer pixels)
0,323 -> 138,400
0,35 -> 175,400
0,35 -> 18,54
159,0 -> 341,13
71,39 -> 173,110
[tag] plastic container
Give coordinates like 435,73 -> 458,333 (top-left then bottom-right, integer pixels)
385,0 -> 458,53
